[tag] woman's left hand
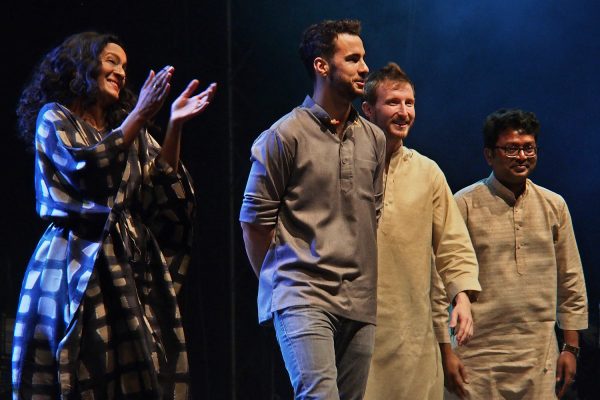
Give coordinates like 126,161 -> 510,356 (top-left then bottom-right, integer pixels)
170,81 -> 217,124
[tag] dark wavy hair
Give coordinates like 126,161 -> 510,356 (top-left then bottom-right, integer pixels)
299,19 -> 362,81
363,62 -> 414,105
483,109 -> 540,149
17,31 -> 137,144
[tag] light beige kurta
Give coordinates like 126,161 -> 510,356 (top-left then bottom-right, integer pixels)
364,147 -> 481,400
446,173 -> 588,400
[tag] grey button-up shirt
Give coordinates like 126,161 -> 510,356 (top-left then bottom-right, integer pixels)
240,96 -> 386,324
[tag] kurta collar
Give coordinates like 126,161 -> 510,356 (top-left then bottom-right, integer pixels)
485,172 -> 530,206
391,145 -> 415,161
301,95 -> 360,131
388,145 -> 413,170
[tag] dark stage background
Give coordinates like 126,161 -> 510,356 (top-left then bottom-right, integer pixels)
2,1 -> 599,399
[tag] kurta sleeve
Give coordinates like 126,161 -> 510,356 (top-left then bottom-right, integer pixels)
555,201 -> 588,330
240,129 -> 293,226
431,256 -> 452,343
431,167 -> 481,303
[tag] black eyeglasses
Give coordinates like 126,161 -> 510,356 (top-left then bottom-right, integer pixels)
494,145 -> 539,158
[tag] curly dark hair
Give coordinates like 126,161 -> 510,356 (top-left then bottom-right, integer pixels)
17,31 -> 137,144
299,19 -> 362,81
363,62 -> 414,105
483,109 -> 540,149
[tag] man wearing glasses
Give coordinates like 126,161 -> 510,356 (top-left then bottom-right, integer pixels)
442,109 -> 588,399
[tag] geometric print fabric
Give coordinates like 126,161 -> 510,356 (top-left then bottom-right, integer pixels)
12,103 -> 195,399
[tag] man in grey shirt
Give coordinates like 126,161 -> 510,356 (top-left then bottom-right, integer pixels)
240,19 -> 386,399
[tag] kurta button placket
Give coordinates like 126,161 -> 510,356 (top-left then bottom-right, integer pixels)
514,201 -> 526,274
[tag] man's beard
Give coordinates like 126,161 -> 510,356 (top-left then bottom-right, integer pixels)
328,65 -> 361,101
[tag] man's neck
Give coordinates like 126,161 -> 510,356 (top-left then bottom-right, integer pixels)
385,138 -> 403,169
312,83 -> 353,137
497,177 -> 527,199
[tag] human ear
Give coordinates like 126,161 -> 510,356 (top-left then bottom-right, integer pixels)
361,101 -> 373,119
314,57 -> 329,78
484,148 -> 493,166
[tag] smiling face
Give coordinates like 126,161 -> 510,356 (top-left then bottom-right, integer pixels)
96,42 -> 127,105
326,33 -> 369,100
485,129 -> 538,194
362,79 -> 415,152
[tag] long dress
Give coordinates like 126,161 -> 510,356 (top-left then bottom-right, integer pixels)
12,102 -> 196,399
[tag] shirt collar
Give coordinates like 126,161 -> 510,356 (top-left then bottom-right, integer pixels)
485,172 -> 529,206
301,95 -> 360,130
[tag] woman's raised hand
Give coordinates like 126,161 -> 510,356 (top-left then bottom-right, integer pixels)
170,81 -> 217,124
133,66 -> 174,121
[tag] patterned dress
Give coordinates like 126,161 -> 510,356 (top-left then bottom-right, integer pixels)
12,103 -> 195,399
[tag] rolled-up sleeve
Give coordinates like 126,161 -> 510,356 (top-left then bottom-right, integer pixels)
240,129 -> 292,226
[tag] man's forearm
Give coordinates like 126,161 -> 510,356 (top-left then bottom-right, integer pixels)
563,329 -> 579,347
439,342 -> 453,356
241,222 -> 275,277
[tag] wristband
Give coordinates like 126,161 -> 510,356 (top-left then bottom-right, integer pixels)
561,343 -> 580,358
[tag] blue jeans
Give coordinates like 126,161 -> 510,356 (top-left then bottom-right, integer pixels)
273,306 -> 375,400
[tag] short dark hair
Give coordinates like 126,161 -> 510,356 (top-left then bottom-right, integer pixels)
299,19 -> 362,80
363,62 -> 414,105
483,109 -> 540,149
17,31 -> 136,144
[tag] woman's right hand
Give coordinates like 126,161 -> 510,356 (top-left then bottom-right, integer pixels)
131,66 -> 175,122
119,66 -> 174,146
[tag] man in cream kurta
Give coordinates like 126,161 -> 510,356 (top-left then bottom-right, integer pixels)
443,109 -> 588,400
361,63 -> 481,400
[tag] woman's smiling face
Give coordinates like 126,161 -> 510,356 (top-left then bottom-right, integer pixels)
96,42 -> 127,105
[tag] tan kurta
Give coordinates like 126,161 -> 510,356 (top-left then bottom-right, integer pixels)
364,147 -> 481,400
446,173 -> 588,400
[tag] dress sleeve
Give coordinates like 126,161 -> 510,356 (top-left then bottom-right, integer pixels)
555,201 -> 588,330
141,133 -> 196,294
34,104 -> 128,222
239,129 -> 293,226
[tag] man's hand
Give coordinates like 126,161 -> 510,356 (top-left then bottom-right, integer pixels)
451,291 -> 473,346
556,329 -> 579,399
440,343 -> 469,399
555,350 -> 577,399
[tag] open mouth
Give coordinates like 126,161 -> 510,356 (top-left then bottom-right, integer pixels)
107,78 -> 121,91
392,119 -> 409,129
